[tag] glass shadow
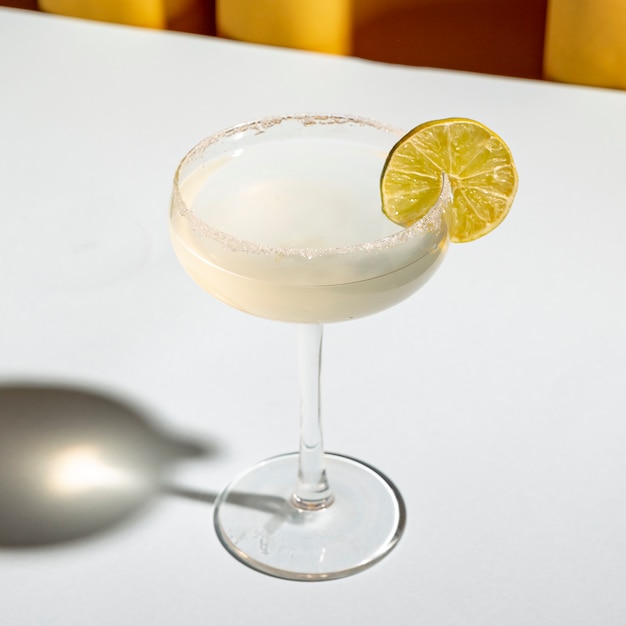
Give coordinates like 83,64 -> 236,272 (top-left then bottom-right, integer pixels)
0,383 -> 213,549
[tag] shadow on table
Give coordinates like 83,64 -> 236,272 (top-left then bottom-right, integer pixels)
163,485 -> 287,514
0,383 -> 218,549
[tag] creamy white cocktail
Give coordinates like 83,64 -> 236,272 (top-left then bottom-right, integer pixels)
169,114 -> 451,581
170,115 -> 449,324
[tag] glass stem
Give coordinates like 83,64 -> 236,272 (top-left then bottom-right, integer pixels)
292,323 -> 334,511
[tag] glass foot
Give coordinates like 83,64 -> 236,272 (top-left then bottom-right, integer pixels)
213,452 -> 406,581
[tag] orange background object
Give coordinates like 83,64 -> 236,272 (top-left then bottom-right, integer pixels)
1,0 -> 624,88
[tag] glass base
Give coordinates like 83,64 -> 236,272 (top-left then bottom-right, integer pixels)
213,452 -> 406,581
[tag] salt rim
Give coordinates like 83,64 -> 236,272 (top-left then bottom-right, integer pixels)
171,114 -> 450,259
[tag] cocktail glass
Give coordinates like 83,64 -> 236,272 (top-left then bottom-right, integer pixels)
170,114 -> 451,581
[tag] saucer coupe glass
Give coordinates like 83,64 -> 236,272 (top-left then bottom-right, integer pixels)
170,114 -> 450,581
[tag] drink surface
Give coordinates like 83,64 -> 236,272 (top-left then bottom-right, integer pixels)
171,126 -> 447,323
184,139 -> 400,248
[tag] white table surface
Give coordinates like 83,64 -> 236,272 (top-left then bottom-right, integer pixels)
1,7 -> 626,625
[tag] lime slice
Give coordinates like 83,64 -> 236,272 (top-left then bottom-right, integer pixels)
381,118 -> 518,243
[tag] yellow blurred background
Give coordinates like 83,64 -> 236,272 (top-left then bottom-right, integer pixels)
1,0 -> 624,88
